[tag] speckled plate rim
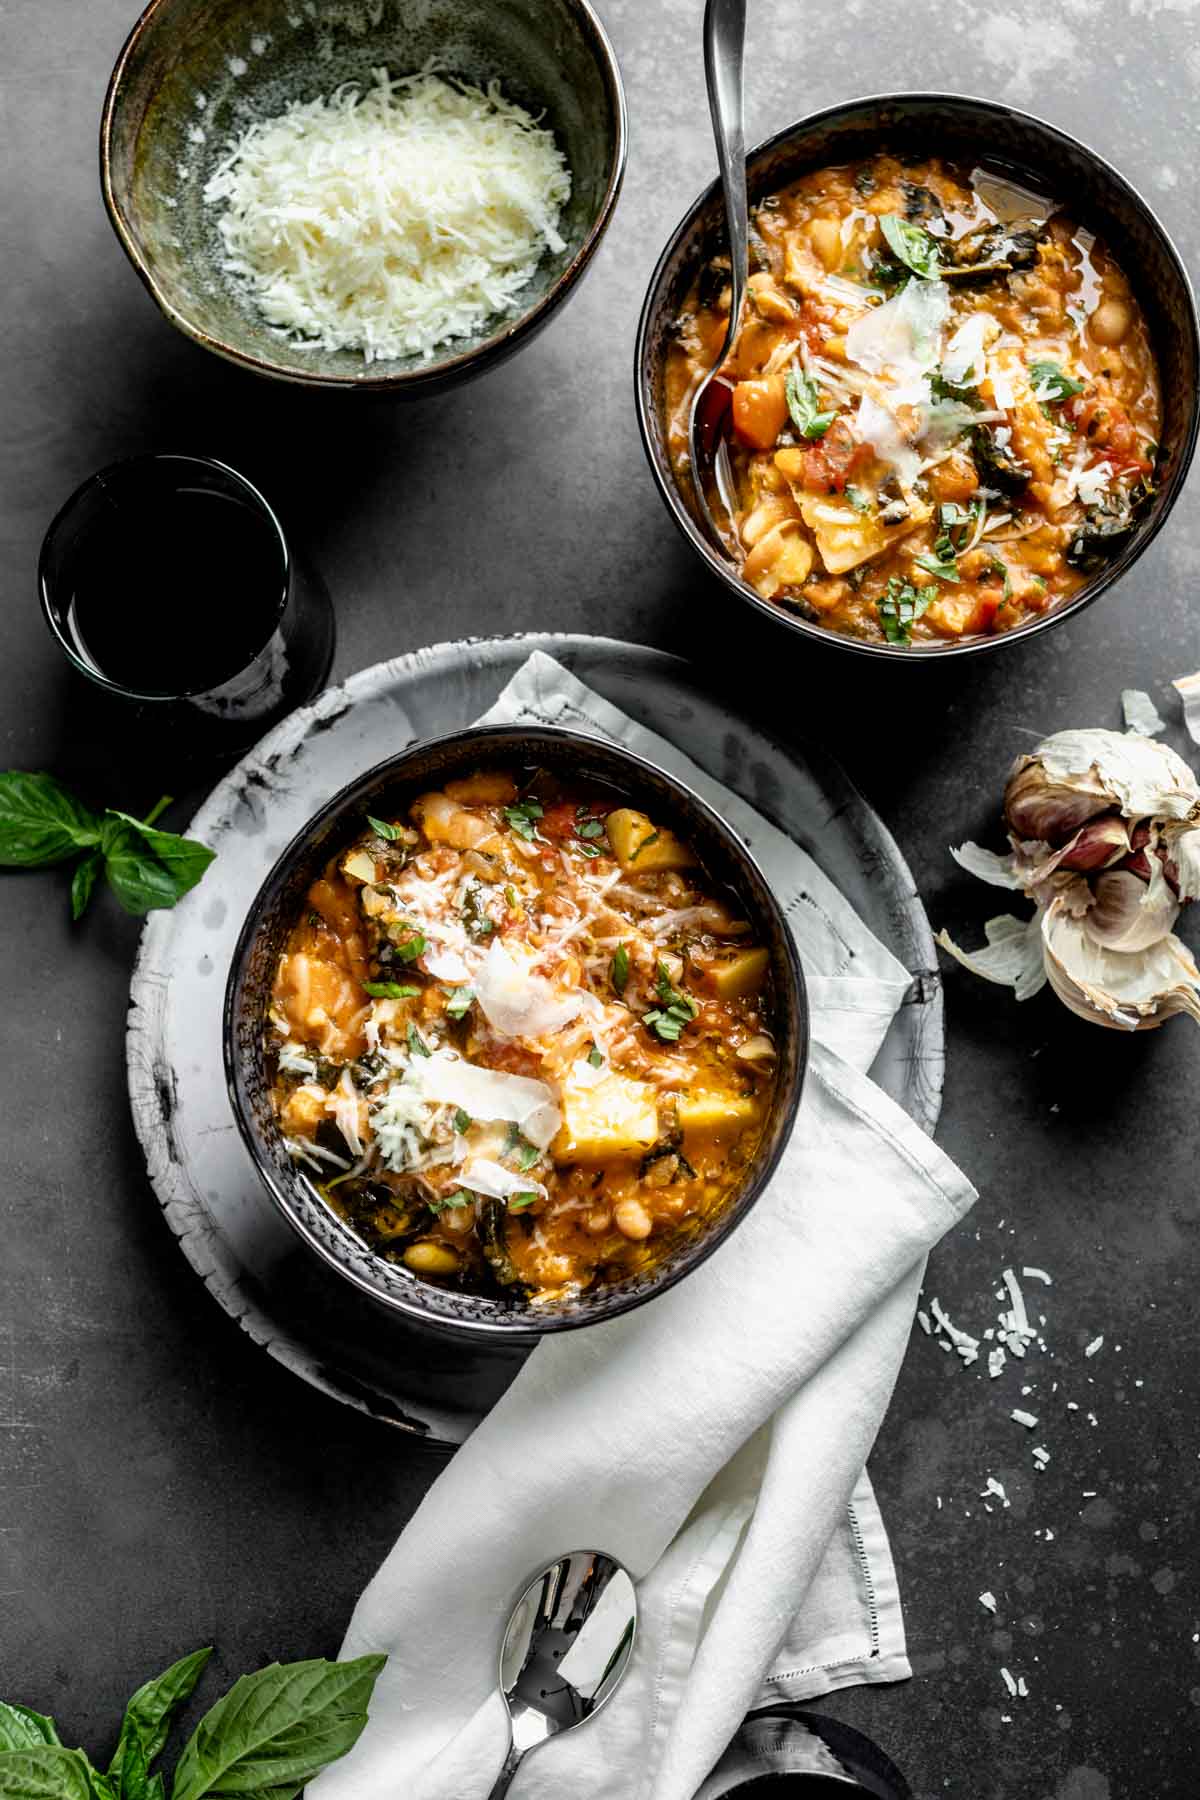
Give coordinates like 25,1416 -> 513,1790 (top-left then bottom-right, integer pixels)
126,632 -> 945,1439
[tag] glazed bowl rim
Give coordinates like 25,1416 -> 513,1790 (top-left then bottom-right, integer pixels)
222,720 -> 808,1339
634,88 -> 1200,662
100,0 -> 628,392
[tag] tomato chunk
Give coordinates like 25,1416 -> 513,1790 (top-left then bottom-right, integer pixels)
795,419 -> 872,493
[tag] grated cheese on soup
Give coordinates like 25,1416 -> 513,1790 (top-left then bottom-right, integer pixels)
203,66 -> 571,363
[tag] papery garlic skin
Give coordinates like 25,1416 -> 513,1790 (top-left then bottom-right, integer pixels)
936,914 -> 1046,1001
1007,730 -> 1200,838
1041,898 -> 1200,1030
1083,864 -> 1179,953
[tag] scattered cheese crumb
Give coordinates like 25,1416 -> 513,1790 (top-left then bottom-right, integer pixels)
979,1591 -> 997,1613
917,1309 -> 932,1335
1085,1335 -> 1104,1357
1017,1676 -> 1029,1697
982,1477 -> 1010,1507
988,1347 -> 1007,1378
1000,1667 -> 1018,1697
1012,1409 -> 1039,1429
1032,1446 -> 1051,1467
1022,1266 -> 1052,1285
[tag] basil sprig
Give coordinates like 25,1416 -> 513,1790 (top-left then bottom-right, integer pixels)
643,962 -> 699,1043
0,773 -> 215,921
879,214 -> 941,280
784,366 -> 836,440
0,1649 -> 384,1800
878,577 -> 933,645
1028,359 -> 1085,401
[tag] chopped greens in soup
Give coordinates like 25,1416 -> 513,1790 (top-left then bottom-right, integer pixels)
666,155 -> 1162,644
267,768 -> 778,1305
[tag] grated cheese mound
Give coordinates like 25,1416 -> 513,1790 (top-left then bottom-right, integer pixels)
203,66 -> 571,363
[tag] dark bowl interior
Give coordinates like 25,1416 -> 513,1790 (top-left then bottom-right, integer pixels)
102,0 -> 626,391
636,92 -> 1199,660
223,724 -> 808,1340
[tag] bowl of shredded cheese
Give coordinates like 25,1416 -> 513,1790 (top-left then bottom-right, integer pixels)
101,0 -> 626,390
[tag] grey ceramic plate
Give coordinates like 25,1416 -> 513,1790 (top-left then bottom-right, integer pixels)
127,633 -> 944,1442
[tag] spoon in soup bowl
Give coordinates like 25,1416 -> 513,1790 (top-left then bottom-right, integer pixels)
485,1549 -> 637,1799
687,0 -> 749,551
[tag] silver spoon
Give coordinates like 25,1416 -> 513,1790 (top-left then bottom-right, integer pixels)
485,1550 -> 637,1799
687,0 -> 749,550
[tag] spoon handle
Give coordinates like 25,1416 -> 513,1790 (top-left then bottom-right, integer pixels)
485,1739 -> 525,1800
703,0 -> 748,348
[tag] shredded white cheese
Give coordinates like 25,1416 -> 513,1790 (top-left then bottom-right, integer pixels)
203,66 -> 571,363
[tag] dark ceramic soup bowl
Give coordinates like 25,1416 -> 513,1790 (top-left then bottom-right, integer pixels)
224,724 -> 807,1340
102,0 -> 626,392
636,92 -> 1199,661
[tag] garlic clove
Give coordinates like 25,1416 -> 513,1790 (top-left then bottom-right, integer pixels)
936,913 -> 1046,1000
1014,729 -> 1200,831
1053,815 -> 1132,872
1004,758 -> 1111,843
1082,864 -> 1179,953
1041,896 -> 1200,1030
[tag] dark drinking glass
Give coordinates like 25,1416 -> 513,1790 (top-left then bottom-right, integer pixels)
39,454 -> 334,748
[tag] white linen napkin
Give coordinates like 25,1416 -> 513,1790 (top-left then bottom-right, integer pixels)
310,652 -> 976,1800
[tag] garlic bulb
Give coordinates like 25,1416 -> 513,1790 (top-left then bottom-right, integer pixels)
940,726 -> 1200,1030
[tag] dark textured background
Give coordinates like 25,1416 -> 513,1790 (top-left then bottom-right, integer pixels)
2,2 -> 1198,1796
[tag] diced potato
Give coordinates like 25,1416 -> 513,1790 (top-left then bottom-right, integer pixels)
798,494 -> 932,576
553,1071 -> 660,1162
340,848 -> 378,886
678,1092 -> 760,1148
808,217 -> 842,272
605,808 -> 696,872
705,946 -> 769,1000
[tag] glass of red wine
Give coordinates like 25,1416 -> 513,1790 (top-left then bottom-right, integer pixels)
695,1707 -> 912,1797
39,454 -> 334,748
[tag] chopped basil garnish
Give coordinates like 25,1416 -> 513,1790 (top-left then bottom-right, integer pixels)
508,1191 -> 539,1211
362,980 -> 420,999
366,814 -> 401,840
878,577 -> 933,645
643,962 -> 699,1042
429,1189 -> 471,1213
406,1021 -> 430,1057
577,818 -> 605,839
879,214 -> 941,280
1028,359 -> 1084,401
453,1107 -> 472,1133
445,986 -> 474,1019
611,944 -> 630,995
503,799 -> 544,841
845,485 -> 871,513
462,878 -> 495,940
587,1044 -> 604,1069
389,926 -> 426,962
785,365 -> 836,439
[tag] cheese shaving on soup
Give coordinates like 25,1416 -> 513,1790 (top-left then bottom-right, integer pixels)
203,66 -> 571,363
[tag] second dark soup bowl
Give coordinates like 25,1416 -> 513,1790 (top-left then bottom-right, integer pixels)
224,724 -> 807,1340
636,92 -> 1199,661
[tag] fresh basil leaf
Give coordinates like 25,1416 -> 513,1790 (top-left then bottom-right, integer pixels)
879,215 -> 941,280
427,1190 -> 471,1215
170,1655 -> 385,1800
108,1648 -> 213,1794
389,929 -> 426,964
0,773 -> 102,868
587,1045 -> 604,1069
444,987 -> 474,1020
406,1022 -> 430,1058
0,1747 -> 99,1799
844,485 -> 871,514
0,1705 -> 62,1753
610,945 -> 630,996
577,819 -> 604,840
502,801 -> 543,842
452,1108 -> 471,1134
365,816 -> 400,841
914,551 -> 960,584
1028,359 -> 1084,401
508,1192 -> 539,1211
361,982 -> 419,1000
70,853 -> 103,923
100,814 -> 215,916
784,366 -> 836,440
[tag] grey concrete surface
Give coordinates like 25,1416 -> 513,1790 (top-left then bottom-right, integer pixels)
2,2 -> 1198,1796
